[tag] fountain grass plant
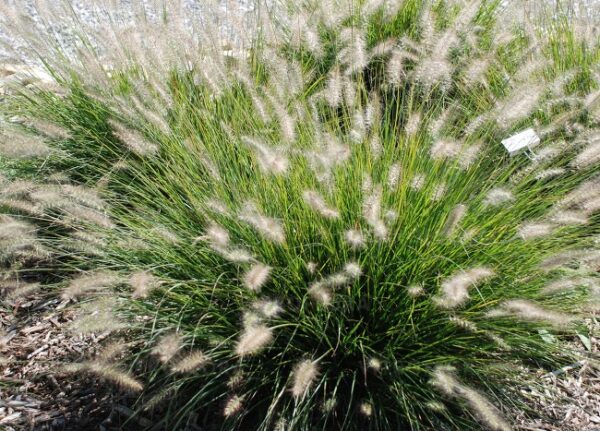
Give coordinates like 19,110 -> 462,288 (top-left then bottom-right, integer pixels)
1,0 -> 600,429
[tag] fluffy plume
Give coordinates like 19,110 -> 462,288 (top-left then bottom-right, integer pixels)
487,300 -> 574,327
344,229 -> 366,249
306,137 -> 351,184
243,136 -> 289,175
243,263 -> 272,292
536,168 -> 565,180
388,163 -> 401,187
362,185 -> 388,240
558,177 -> 600,208
549,210 -> 588,226
324,67 -> 343,107
368,357 -> 382,372
387,48 -> 407,86
109,120 -> 158,156
28,119 -> 70,140
129,271 -> 162,299
291,359 -> 319,399
171,351 -> 210,373
430,139 -> 461,161
360,402 -> 373,417
407,284 -> 425,297
431,183 -> 447,202
302,190 -> 340,219
410,174 -> 426,191
235,324 -> 273,357
483,188 -> 514,207
344,261 -> 362,278
5,281 -> 42,300
517,222 -> 555,240
443,204 -> 467,237
152,333 -> 183,363
572,137 -> 600,169
66,362 -> 143,392
369,135 -> 383,159
496,84 -> 544,127
308,283 -> 333,305
541,277 -> 598,295
62,271 -> 121,300
252,299 -> 283,318
405,112 -> 422,136
457,144 -> 482,170
223,395 -> 244,417
431,367 -> 511,431
220,248 -> 255,264
537,249 -> 589,271
69,298 -> 126,335
197,223 -> 230,249
582,196 -> 600,213
308,261 -> 362,305
340,30 -> 367,75
239,203 -> 286,244
0,129 -> 51,158
434,267 -> 495,308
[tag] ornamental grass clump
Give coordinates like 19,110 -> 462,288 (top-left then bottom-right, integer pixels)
0,0 -> 599,429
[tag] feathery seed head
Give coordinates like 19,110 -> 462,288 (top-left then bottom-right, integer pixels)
431,182 -> 447,202
302,190 -> 340,219
407,284 -> 425,297
129,271 -> 161,299
291,359 -> 319,399
362,185 -> 388,240
171,351 -> 210,373
62,271 -> 121,300
76,362 -> 143,392
152,333 -> 183,364
518,222 -> 555,240
367,357 -> 382,372
324,67 -> 343,107
542,277 -> 598,295
431,367 -> 511,431
549,210 -> 589,226
410,174 -> 426,191
239,202 -> 286,244
308,283 -> 333,305
388,163 -> 401,187
360,402 -> 373,417
483,188 -> 514,207
434,267 -> 495,309
243,136 -> 289,175
223,395 -> 244,417
243,263 -> 272,292
252,299 -> 283,318
306,261 -> 318,274
443,204 -> 467,237
430,139 -> 461,161
108,120 -> 158,156
344,229 -> 366,249
221,248 -> 255,264
235,324 -> 273,357
487,300 -> 574,327
344,261 -> 362,278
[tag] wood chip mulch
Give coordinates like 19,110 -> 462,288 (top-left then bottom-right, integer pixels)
0,291 -> 136,431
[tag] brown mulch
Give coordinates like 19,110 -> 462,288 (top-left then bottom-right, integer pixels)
515,317 -> 600,431
0,291 -> 138,431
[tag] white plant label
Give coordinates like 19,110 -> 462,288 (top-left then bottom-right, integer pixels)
501,128 -> 540,155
